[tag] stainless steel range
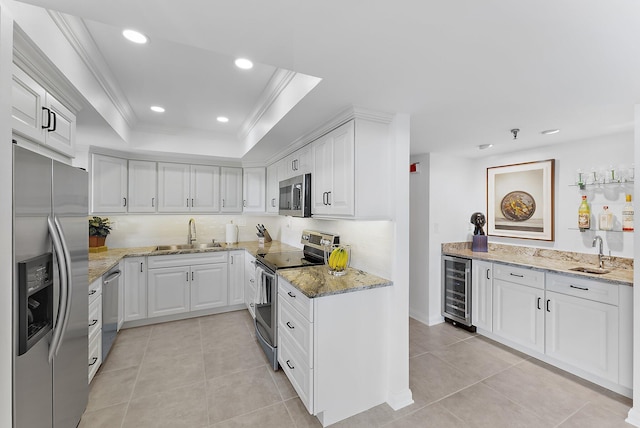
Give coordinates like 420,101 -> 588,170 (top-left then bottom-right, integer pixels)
254,230 -> 339,370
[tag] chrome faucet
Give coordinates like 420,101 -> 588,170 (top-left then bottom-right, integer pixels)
188,218 -> 197,245
592,235 -> 605,269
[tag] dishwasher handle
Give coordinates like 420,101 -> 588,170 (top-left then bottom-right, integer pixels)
103,270 -> 122,285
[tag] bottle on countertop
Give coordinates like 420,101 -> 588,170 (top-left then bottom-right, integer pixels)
578,195 -> 590,231
599,206 -> 613,231
622,194 -> 634,231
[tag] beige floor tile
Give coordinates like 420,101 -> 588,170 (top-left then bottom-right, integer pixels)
133,352 -> 205,399
150,317 -> 201,339
330,403 -> 398,427
203,340 -> 266,380
210,402 -> 295,428
269,368 -> 298,401
143,329 -> 203,362
206,366 -> 282,425
409,353 -> 482,406
409,325 -> 470,357
283,398 -> 322,428
440,382 -> 547,428
201,321 -> 256,352
384,402 -> 468,428
99,340 -> 147,373
115,325 -> 152,345
78,403 -> 127,428
123,381 -> 209,428
86,366 -> 139,412
586,387 -> 633,419
558,402 -> 632,428
482,359 -> 596,425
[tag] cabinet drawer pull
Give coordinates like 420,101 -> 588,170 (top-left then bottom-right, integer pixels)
192,198 -> 194,207
42,107 -> 51,129
537,297 -> 541,310
152,197 -> 155,207
287,291 -> 296,298
509,273 -> 524,278
546,299 -> 551,312
486,269 -> 490,280
327,191 -> 331,205
49,111 -> 57,132
186,272 -> 189,282
123,197 -> 127,207
89,319 -> 98,327
222,198 -> 225,207
569,285 -> 589,291
140,262 -> 144,273
230,256 -> 234,264
88,357 -> 98,367
250,279 -> 255,283
286,321 -> 295,329
186,198 -> 189,207
88,289 -> 97,296
286,360 -> 295,370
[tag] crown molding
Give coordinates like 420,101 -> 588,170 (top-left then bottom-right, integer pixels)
47,11 -> 137,128
238,68 -> 297,142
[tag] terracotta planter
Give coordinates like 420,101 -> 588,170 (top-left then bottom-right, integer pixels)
89,236 -> 106,247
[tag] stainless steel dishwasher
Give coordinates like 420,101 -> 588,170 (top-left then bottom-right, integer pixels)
102,265 -> 121,360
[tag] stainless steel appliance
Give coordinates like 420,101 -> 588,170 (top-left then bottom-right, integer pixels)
102,265 -> 121,360
441,255 -> 475,331
279,173 -> 311,217
254,230 -> 339,369
13,144 -> 88,428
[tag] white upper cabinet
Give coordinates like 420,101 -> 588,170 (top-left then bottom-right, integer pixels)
283,145 -> 312,180
128,160 -> 157,213
157,163 -> 221,212
243,167 -> 266,213
91,154 -> 128,213
221,167 -> 243,213
11,64 -> 76,158
266,160 -> 283,213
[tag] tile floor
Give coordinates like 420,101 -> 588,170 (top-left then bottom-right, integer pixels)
80,311 -> 633,427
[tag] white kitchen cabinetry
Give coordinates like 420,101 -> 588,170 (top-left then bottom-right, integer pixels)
266,160 -> 282,213
123,257 -> 147,322
221,167 -> 243,213
311,119 -> 392,219
283,145 -> 312,179
228,250 -> 245,305
147,252 -> 228,317
277,277 -> 388,427
492,264 -> 545,353
88,277 -> 102,383
128,161 -> 157,213
471,260 -> 492,332
244,253 -> 256,317
157,163 -> 221,212
12,64 -> 76,158
91,154 -> 128,213
242,167 -> 266,212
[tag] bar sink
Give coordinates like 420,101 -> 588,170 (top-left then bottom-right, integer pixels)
569,266 -> 611,275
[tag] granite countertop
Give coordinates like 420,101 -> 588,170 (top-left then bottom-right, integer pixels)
277,265 -> 393,298
88,240 -> 300,283
442,242 -> 633,286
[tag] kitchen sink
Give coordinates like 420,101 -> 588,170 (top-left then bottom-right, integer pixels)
155,242 -> 222,251
569,266 -> 611,275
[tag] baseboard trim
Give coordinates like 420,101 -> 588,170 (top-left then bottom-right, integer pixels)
626,408 -> 640,427
428,315 -> 444,326
387,388 -> 414,411
408,309 -> 429,325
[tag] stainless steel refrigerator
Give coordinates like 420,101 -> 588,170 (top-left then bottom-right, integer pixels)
13,144 -> 88,428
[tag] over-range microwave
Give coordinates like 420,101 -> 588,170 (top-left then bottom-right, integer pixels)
279,173 -> 311,217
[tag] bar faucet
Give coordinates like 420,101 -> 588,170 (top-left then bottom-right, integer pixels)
592,235 -> 605,269
188,218 -> 196,245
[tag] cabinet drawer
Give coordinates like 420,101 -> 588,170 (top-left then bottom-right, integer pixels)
88,297 -> 102,340
279,278 -> 313,321
278,296 -> 313,368
88,277 -> 102,305
279,332 -> 313,412
88,332 -> 102,383
493,264 -> 544,289
148,251 -> 228,268
547,273 -> 618,306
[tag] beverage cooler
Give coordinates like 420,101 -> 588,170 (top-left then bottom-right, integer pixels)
441,255 -> 474,330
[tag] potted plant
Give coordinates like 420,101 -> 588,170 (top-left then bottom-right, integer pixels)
88,216 -> 111,247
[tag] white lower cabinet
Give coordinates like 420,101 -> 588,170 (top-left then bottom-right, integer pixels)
228,250 -> 245,306
277,277 -> 388,427
123,257 -> 147,322
88,277 -> 102,383
147,252 -> 228,318
471,260 -> 492,331
244,253 -> 256,317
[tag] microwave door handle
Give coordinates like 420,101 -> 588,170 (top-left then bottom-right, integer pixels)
47,216 -> 68,363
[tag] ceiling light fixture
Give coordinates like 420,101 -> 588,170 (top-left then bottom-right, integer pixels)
217,116 -> 229,123
510,128 -> 520,140
122,29 -> 148,44
478,144 -> 493,150
234,58 -> 253,70
541,129 -> 560,135
150,106 -> 165,113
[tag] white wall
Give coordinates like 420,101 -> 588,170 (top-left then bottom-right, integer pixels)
409,154 -> 430,324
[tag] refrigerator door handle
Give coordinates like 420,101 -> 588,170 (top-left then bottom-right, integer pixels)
47,216 -> 68,362
53,216 -> 74,357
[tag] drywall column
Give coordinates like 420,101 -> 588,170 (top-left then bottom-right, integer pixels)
0,2 -> 14,425
386,113 -> 414,410
409,154 -> 430,324
625,105 -> 640,427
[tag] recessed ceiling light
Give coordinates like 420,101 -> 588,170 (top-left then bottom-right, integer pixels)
478,144 -> 493,150
234,58 -> 253,70
150,106 -> 165,113
122,29 -> 148,44
217,116 -> 229,123
541,129 -> 560,135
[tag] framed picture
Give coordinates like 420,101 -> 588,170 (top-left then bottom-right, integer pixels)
487,159 -> 555,241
